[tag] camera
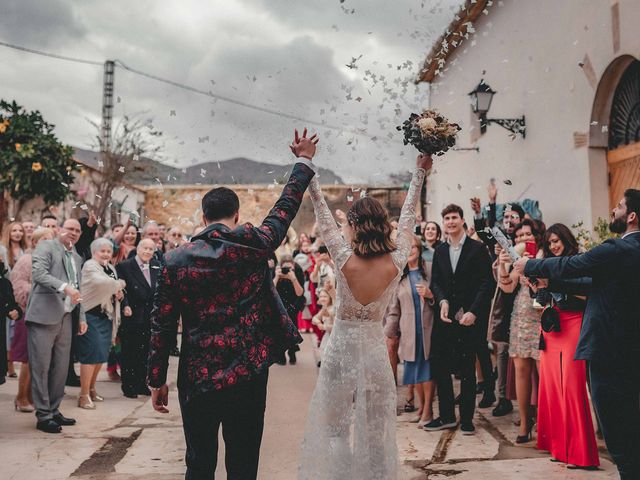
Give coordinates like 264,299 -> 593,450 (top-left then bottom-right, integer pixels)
281,266 -> 291,275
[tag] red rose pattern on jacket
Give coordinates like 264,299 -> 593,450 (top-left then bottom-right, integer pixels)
147,162 -> 314,395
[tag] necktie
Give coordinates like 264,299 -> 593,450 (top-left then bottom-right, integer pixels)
142,263 -> 151,286
64,250 -> 78,288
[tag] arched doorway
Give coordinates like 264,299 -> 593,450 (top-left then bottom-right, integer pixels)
589,55 -> 639,220
607,60 -> 640,208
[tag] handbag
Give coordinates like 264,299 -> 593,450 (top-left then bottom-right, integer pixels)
540,304 -> 561,333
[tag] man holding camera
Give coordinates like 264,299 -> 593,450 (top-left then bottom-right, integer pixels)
274,254 -> 306,365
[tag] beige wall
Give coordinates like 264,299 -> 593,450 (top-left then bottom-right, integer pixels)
143,184 -> 411,236
425,0 -> 640,229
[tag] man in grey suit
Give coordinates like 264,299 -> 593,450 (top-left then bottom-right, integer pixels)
27,219 -> 88,433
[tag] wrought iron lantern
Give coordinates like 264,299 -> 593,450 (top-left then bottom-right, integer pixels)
468,79 -> 526,138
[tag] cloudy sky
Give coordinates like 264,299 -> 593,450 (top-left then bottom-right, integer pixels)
0,0 -> 461,184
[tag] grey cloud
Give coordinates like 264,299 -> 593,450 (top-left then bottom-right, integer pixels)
0,0 -> 86,46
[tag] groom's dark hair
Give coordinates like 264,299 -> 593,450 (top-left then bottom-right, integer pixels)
202,187 -> 240,222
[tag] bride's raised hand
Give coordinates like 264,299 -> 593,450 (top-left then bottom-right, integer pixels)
290,128 -> 319,160
416,153 -> 433,172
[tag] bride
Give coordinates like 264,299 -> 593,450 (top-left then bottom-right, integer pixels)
291,130 -> 431,479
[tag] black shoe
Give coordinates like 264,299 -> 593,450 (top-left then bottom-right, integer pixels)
288,352 -> 297,365
137,387 -> 151,396
478,391 -> 496,408
53,413 -> 76,426
492,398 -> 513,417
123,392 -> 138,399
65,375 -> 81,387
169,347 -> 180,357
423,417 -> 458,431
37,419 -> 62,434
461,423 -> 476,435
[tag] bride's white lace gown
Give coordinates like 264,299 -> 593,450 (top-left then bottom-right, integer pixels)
298,167 -> 426,480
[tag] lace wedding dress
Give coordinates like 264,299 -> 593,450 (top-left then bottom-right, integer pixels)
298,167 -> 426,480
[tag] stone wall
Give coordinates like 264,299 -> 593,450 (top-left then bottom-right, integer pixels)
142,183 -> 414,236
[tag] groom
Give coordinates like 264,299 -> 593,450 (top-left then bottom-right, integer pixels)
147,129 -> 319,480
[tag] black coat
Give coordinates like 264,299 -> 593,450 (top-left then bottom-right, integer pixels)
116,256 -> 160,329
1,277 -> 22,379
430,236 -> 494,351
525,232 -> 640,367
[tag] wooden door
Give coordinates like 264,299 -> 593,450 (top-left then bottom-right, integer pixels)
608,142 -> 640,208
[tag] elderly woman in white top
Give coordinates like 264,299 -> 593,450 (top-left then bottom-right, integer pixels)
77,238 -> 126,409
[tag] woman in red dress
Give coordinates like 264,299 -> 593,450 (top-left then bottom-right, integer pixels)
532,224 -> 599,469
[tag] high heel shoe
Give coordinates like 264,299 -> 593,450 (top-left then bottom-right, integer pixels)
515,417 -> 534,444
14,400 -> 35,412
90,389 -> 104,402
78,394 -> 96,410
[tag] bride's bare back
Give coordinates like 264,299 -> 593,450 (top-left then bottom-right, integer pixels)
341,254 -> 399,306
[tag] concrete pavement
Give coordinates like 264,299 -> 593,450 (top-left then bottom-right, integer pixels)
0,334 -> 618,479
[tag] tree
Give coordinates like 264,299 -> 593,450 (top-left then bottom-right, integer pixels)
85,114 -> 162,224
0,100 -> 77,221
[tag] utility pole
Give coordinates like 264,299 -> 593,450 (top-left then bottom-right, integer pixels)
101,60 -> 115,152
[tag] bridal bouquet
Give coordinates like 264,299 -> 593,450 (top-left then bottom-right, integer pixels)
397,109 -> 461,156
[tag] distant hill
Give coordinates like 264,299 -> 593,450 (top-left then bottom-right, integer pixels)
73,148 -> 343,186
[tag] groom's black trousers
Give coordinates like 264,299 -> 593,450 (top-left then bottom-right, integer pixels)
179,370 -> 269,480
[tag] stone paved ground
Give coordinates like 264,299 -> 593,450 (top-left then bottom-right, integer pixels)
0,334 -> 618,479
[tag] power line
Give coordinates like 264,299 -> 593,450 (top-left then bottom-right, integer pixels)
0,39 -> 372,138
0,40 -> 103,66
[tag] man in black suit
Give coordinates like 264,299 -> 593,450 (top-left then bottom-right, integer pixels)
116,239 -> 159,398
425,204 -> 494,435
515,189 -> 640,480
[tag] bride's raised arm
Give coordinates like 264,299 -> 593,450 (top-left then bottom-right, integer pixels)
308,175 -> 350,267
394,154 -> 431,265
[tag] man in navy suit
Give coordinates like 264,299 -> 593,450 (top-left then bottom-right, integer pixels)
515,189 -> 640,480
117,238 -> 159,398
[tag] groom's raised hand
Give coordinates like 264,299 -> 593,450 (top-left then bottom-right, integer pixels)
151,384 -> 170,413
290,128 -> 319,160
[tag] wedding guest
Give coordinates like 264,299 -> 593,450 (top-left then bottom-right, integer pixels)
532,223 -> 599,469
385,235 -> 435,427
22,221 -> 35,250
1,260 -> 21,384
40,214 -> 60,236
421,221 -> 442,263
3,220 -> 27,377
274,254 -> 305,365
496,219 -> 541,443
3,221 -> 27,269
515,189 -> 640,479
311,289 -> 334,365
77,239 -> 125,409
10,227 -> 54,411
113,220 -> 139,264
116,239 -> 159,398
294,252 -> 316,333
27,218 -> 87,433
426,204 -> 493,435
76,211 -> 99,262
166,226 -> 186,252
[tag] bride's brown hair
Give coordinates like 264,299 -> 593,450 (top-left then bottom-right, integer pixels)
347,197 -> 396,258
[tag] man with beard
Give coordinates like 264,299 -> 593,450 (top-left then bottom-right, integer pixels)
514,189 -> 640,480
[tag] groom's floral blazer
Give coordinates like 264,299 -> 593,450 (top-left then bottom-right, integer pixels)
147,161 -> 315,395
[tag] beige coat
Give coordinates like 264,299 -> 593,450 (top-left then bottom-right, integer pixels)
384,270 -> 435,362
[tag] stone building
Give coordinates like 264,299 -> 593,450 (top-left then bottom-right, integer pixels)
417,0 -> 640,229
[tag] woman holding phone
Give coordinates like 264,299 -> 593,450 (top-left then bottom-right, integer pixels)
496,219 -> 542,443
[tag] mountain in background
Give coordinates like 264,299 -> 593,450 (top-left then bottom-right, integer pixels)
73,148 -> 343,186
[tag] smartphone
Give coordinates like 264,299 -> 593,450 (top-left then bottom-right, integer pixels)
414,225 -> 422,235
476,229 -> 497,249
318,245 -> 329,254
281,266 -> 291,275
525,241 -> 537,258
